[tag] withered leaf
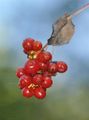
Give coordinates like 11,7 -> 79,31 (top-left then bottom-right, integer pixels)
48,14 -> 75,46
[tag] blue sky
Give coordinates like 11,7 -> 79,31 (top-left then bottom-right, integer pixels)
0,0 -> 89,65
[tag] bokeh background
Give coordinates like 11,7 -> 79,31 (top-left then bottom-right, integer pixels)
0,0 -> 89,120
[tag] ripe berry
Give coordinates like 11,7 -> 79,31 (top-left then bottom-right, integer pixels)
32,74 -> 43,85
57,61 -> 68,73
19,75 -> 32,89
48,63 -> 57,74
43,51 -> 52,62
36,52 -> 45,62
28,87 -> 36,95
22,87 -> 33,98
16,67 -> 25,78
37,51 -> 52,63
34,87 -> 46,99
42,76 -> 53,88
39,62 -> 47,71
22,38 -> 34,52
24,60 -> 40,75
43,71 -> 52,77
33,40 -> 42,51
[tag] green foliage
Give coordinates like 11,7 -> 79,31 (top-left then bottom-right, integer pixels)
0,68 -> 89,120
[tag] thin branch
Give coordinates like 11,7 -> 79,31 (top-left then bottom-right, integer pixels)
42,43 -> 48,50
68,3 -> 89,19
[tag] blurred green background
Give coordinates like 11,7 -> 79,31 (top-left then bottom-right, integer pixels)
0,0 -> 89,120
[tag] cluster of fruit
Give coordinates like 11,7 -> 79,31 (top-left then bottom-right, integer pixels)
16,38 -> 68,99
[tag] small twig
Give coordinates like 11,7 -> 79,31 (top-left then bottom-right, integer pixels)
42,43 -> 48,50
67,3 -> 89,19
41,43 -> 48,51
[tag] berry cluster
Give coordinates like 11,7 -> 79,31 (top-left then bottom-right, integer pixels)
16,38 -> 68,99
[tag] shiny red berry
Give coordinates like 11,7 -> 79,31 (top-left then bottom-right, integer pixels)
32,74 -> 43,85
37,51 -> 52,63
42,76 -> 53,88
43,51 -> 52,62
19,75 -> 32,89
22,87 -> 33,98
57,61 -> 68,73
33,40 -> 42,51
39,62 -> 47,71
22,38 -> 34,52
36,52 -> 45,63
43,71 -> 52,77
16,67 -> 25,78
48,63 -> 58,74
34,87 -> 46,99
24,60 -> 40,75
28,87 -> 36,95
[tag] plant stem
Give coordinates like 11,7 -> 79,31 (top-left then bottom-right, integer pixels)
42,43 -> 48,51
68,3 -> 89,19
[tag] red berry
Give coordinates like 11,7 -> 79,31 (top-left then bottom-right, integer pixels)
19,75 -> 32,89
43,71 -> 52,77
37,51 -> 52,63
42,76 -> 53,88
36,52 -> 45,63
48,63 -> 57,74
43,51 -> 52,62
57,61 -> 68,73
24,60 -> 40,75
22,38 -> 34,52
33,40 -> 42,51
32,74 -> 43,85
39,62 -> 47,71
28,87 -> 36,95
16,67 -> 25,78
34,87 -> 46,99
22,87 -> 33,98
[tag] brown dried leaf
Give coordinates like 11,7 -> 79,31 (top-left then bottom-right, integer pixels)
48,14 -> 75,46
